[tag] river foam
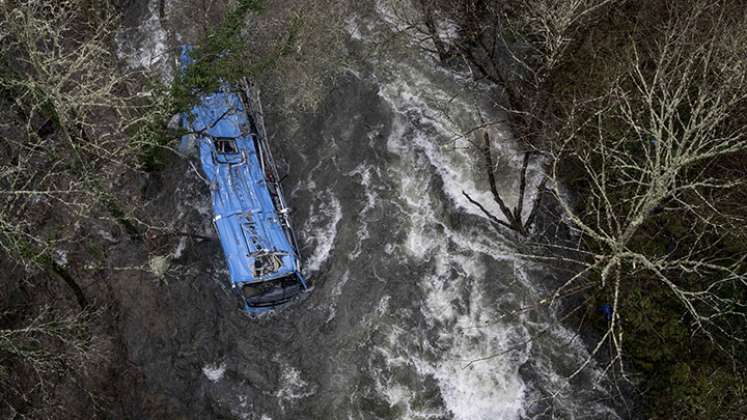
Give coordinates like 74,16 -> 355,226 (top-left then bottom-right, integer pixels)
375,85 -> 530,419
302,189 -> 343,273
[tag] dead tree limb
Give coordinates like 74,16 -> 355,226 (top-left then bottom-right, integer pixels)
462,191 -> 513,231
464,131 -> 540,236
482,132 -> 517,227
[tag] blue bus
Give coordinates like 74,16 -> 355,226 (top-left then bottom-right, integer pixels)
180,51 -> 309,314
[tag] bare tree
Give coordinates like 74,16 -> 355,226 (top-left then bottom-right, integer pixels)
0,2 -> 157,413
544,4 -> 747,376
0,0 -> 154,269
2,0 -> 143,149
0,305 -> 105,418
241,0 -> 357,111
393,0 -> 619,120
0,306 -> 96,377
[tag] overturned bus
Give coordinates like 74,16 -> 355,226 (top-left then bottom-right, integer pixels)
180,51 -> 309,314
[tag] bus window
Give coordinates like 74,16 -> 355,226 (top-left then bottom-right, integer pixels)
215,138 -> 238,154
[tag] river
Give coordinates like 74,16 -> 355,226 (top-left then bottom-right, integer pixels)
116,1 -> 620,418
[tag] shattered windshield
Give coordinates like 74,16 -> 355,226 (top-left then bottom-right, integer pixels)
242,275 -> 302,307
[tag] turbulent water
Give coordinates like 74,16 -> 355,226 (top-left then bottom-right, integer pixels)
118,1 -> 620,419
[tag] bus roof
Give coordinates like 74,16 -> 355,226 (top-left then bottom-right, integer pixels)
182,89 -> 300,284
